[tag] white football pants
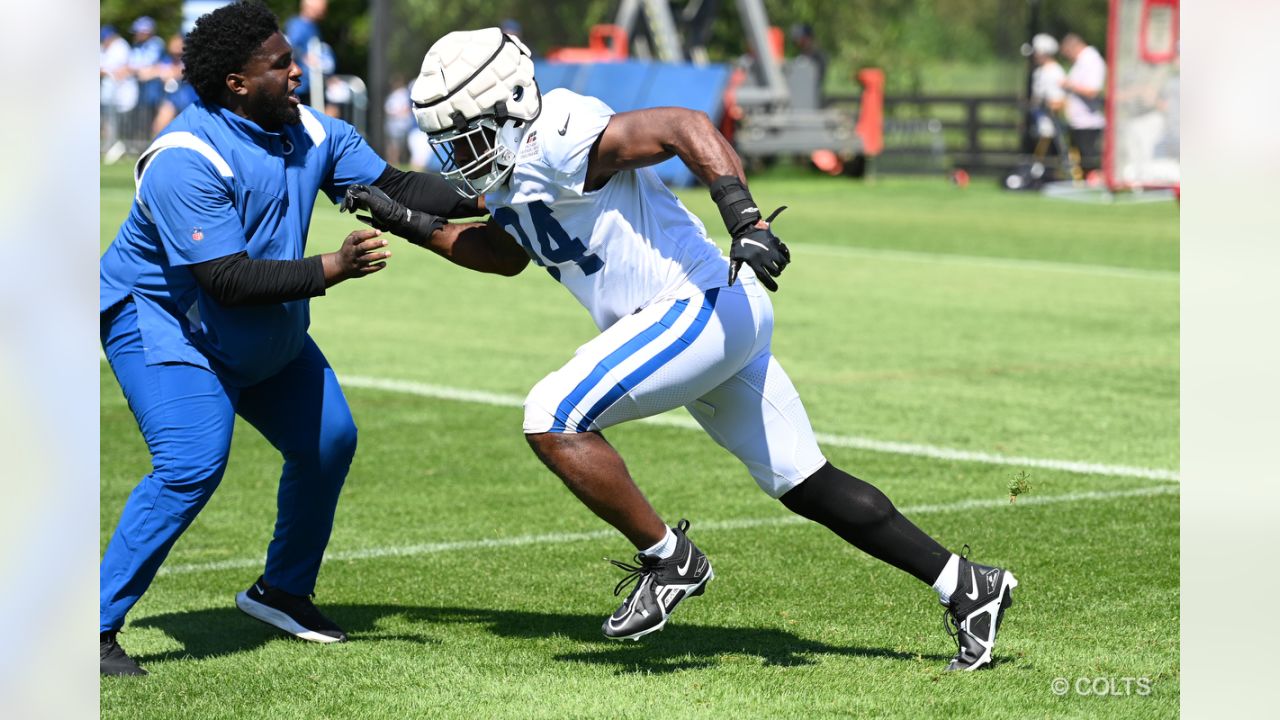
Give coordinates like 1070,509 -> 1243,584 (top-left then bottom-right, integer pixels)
523,275 -> 827,498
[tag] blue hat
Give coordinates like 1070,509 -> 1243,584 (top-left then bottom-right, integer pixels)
101,25 -> 117,42
499,19 -> 522,36
131,16 -> 156,34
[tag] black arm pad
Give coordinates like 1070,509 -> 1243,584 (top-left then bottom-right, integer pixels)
373,163 -> 483,219
189,252 -> 326,307
709,175 -> 763,238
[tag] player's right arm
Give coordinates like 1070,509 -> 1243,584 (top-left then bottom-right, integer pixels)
583,106 -> 744,191
583,106 -> 791,291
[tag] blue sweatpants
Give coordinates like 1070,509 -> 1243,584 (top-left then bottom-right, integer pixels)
100,301 -> 357,632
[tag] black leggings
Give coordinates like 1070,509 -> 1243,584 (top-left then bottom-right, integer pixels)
780,462 -> 951,584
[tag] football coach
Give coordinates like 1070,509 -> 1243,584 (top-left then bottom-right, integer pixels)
99,0 -> 479,675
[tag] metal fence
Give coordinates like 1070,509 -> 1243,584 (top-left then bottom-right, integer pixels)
100,75 -> 369,163
828,93 -> 1030,175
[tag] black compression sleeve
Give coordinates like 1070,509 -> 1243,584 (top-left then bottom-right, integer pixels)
189,252 -> 326,307
780,462 -> 952,585
372,164 -> 483,219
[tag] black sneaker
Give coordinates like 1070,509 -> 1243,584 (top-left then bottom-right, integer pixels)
943,547 -> 1018,671
235,576 -> 347,643
603,519 -> 713,641
101,631 -> 147,676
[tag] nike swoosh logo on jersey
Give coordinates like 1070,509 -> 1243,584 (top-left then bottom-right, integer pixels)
677,545 -> 693,575
739,238 -> 770,251
965,568 -> 980,600
558,114 -> 571,135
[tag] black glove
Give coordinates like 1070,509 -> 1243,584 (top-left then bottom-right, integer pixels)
728,206 -> 790,291
341,184 -> 444,246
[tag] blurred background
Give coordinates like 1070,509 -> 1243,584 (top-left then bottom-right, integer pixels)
99,0 -> 1179,195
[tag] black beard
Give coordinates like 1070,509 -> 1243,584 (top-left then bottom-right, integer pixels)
246,91 -> 301,130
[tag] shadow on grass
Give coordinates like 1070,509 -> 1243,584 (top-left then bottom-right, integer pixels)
133,604 -> 949,674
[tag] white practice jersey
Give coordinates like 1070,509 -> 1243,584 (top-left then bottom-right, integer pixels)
485,88 -> 729,331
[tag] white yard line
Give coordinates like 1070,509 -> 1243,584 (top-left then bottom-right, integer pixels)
789,242 -> 1179,282
339,375 -> 1180,482
100,363 -> 1178,481
158,484 -> 1177,576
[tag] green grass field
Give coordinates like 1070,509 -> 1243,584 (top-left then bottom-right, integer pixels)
100,162 -> 1179,718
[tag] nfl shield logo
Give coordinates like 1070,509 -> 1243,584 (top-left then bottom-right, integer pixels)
191,227 -> 204,241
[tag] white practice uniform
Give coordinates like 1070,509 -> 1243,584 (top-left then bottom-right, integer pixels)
1065,46 -> 1107,130
1030,61 -> 1066,138
488,89 -> 825,498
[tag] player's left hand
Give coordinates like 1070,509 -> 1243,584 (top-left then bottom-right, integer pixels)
728,206 -> 790,292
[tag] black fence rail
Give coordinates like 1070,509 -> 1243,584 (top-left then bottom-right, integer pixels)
828,93 -> 1029,175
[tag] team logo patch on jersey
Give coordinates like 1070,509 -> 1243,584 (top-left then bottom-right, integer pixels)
518,131 -> 541,162
191,227 -> 204,242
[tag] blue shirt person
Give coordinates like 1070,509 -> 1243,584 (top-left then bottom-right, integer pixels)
99,2 -> 479,677
100,98 -> 386,386
284,0 -> 327,99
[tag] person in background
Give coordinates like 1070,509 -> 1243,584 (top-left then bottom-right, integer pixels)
285,0 -> 328,104
1027,33 -> 1066,158
128,17 -> 168,116
316,42 -> 349,119
383,75 -> 415,166
149,34 -> 200,135
789,22 -> 827,91
406,126 -> 432,171
499,18 -> 535,57
1060,32 -> 1106,180
100,25 -> 136,162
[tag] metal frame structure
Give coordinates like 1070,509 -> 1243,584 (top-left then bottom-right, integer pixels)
611,0 -> 864,161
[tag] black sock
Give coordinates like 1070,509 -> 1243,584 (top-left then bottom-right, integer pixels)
780,462 -> 951,585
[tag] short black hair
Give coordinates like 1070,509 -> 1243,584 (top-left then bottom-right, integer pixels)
183,1 -> 280,104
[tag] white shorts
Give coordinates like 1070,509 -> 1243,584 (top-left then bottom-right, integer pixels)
523,277 -> 827,498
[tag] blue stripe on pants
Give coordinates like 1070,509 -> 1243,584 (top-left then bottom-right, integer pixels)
576,288 -> 720,432
549,298 -> 692,432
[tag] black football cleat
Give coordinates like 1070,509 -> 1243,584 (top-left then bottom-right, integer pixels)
943,547 -> 1018,671
603,519 -> 713,641
101,631 -> 147,676
235,575 -> 347,643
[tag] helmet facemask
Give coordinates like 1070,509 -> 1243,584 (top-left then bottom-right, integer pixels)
427,99 -> 528,199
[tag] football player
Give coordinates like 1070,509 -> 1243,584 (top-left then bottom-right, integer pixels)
344,28 -> 1018,670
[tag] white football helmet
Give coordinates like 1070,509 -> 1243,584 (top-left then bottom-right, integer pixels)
412,28 -> 540,198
